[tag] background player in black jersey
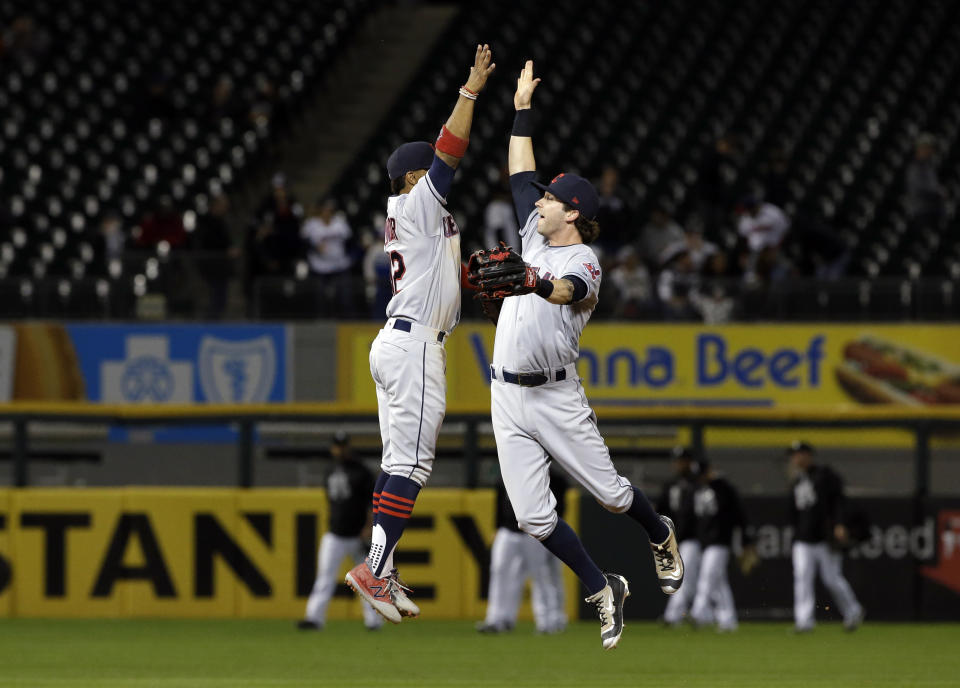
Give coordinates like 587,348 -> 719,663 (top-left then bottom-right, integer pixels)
299,432 -> 382,631
656,447 -> 701,627
689,457 -> 752,632
477,469 -> 569,634
787,440 -> 864,632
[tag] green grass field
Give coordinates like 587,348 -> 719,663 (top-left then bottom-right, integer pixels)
1,619 -> 958,687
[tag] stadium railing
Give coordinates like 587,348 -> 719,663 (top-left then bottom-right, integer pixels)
2,403 -> 958,493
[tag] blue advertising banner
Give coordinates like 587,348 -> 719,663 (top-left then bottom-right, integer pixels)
62,324 -> 289,442
65,324 -> 289,404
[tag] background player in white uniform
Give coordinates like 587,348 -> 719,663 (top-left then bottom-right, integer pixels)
787,440 -> 864,632
346,44 -> 496,624
656,447 -> 702,627
477,470 -> 568,634
477,60 -> 683,650
298,432 -> 382,631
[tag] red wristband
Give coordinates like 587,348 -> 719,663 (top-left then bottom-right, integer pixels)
436,124 -> 469,158
461,84 -> 478,96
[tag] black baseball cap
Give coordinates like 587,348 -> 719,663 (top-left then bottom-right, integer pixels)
386,141 -> 435,180
332,430 -> 350,446
531,173 -> 600,221
671,446 -> 694,460
786,439 -> 815,455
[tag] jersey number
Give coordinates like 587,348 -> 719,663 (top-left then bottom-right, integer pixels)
389,250 -> 406,294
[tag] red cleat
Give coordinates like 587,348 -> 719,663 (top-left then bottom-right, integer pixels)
345,561 -> 402,624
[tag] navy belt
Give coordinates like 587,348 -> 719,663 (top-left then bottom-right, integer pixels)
490,366 -> 566,387
392,318 -> 446,342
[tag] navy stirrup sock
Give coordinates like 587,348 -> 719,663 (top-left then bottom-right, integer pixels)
371,471 -> 390,525
369,475 -> 421,577
541,519 -> 607,595
626,486 -> 669,543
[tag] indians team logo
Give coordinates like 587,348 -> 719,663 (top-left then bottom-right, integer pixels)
199,336 -> 277,403
583,262 -> 600,280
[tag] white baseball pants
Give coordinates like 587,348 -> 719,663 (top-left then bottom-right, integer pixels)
792,541 -> 863,630
304,533 -> 383,628
690,544 -> 738,631
483,527 -> 567,631
370,326 -> 447,487
491,378 -> 634,541
663,539 -> 702,625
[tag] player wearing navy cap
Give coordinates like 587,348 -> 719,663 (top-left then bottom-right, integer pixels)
345,44 -> 496,624
470,60 -> 684,650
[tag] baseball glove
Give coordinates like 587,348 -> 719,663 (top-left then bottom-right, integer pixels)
468,242 -> 539,299
738,545 -> 760,576
476,293 -> 503,325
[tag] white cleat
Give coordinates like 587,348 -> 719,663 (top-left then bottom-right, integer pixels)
651,515 -> 684,595
387,568 -> 420,618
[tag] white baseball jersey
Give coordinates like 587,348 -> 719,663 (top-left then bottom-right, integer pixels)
491,180 -> 633,543
492,207 -> 602,372
383,171 -> 462,333
372,165 -> 460,488
737,202 -> 790,252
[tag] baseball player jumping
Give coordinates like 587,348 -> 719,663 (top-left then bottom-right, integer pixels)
468,60 -> 683,650
345,44 -> 496,624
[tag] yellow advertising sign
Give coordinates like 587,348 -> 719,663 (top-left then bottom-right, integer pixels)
338,323 -> 960,412
0,488 -> 579,620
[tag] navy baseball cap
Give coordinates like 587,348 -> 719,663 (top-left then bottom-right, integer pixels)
386,141 -> 435,180
531,173 -> 600,220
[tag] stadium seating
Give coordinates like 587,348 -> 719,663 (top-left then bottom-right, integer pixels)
328,0 -> 960,319
2,0 -> 958,319
0,0 -> 377,316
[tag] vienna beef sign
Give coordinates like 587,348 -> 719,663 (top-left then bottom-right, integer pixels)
0,489 -> 578,619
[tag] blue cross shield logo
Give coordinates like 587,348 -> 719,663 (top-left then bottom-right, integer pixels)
198,335 -> 276,403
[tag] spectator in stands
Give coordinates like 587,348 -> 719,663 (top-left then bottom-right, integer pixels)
256,172 -> 305,271
639,205 -> 685,267
248,75 -> 278,131
684,223 -> 718,273
137,196 -> 187,248
596,166 -> 631,251
483,166 -> 520,251
361,226 -> 392,319
608,246 -> 654,318
694,251 -> 736,324
0,15 -> 50,65
906,133 -> 945,234
657,242 -> 700,320
90,212 -> 126,276
697,135 -> 738,236
736,196 -> 790,283
210,75 -> 243,123
194,194 -> 237,319
302,196 -> 354,318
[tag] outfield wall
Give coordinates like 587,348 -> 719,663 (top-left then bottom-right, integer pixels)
1,488 -> 958,621
0,488 -> 579,621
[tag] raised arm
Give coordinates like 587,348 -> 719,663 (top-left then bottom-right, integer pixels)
434,44 -> 496,170
509,60 -> 539,174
